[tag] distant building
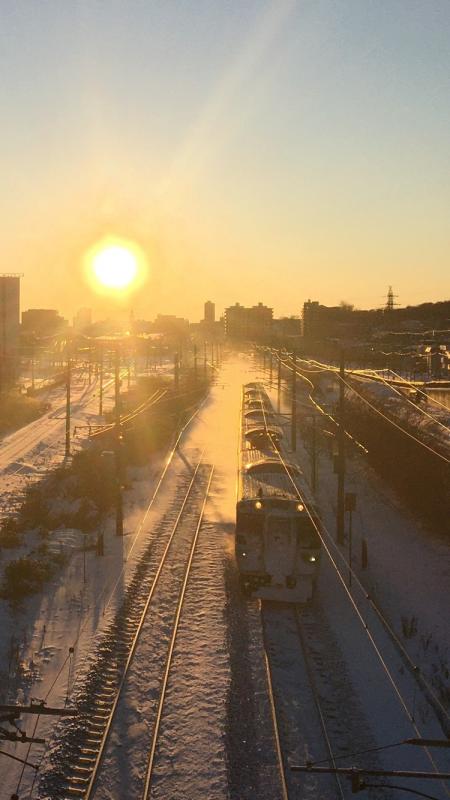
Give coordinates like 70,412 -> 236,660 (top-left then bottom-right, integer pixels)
204,301 -> 215,325
0,274 -> 21,387
73,307 -> 92,333
153,314 -> 189,337
302,300 -> 321,339
273,316 -> 302,340
22,308 -> 68,337
225,302 -> 273,342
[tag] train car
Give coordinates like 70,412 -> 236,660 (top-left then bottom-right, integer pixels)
236,383 -> 321,602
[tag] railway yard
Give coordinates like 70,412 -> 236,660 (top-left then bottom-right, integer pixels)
0,353 -> 448,800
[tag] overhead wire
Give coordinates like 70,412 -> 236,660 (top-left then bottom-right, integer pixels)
337,374 -> 450,465
367,371 -> 450,435
254,379 -> 450,794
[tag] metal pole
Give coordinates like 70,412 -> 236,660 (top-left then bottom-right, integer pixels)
204,341 -> 207,380
194,344 -> 198,384
291,352 -> 297,451
31,341 -> 35,392
311,412 -> 317,493
115,345 -> 123,536
99,344 -> 103,416
174,352 -> 180,392
65,344 -> 71,458
337,349 -> 345,544
348,508 -> 353,590
269,348 -> 273,384
277,349 -> 281,412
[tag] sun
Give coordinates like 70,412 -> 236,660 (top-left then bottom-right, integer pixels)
84,237 -> 148,296
93,245 -> 138,289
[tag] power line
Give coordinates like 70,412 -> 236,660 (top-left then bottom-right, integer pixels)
254,383 -> 450,794
337,374 -> 450,464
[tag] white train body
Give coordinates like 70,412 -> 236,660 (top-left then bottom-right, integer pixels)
236,383 -> 320,602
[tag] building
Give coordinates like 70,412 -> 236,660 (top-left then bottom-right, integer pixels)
153,314 -> 189,337
73,307 -> 92,333
0,274 -> 21,388
204,301 -> 215,325
225,302 -> 273,342
272,316 -> 302,341
22,309 -> 68,337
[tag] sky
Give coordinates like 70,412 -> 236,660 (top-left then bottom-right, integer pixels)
1,0 -> 449,322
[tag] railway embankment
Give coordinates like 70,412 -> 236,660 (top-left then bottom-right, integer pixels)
343,377 -> 450,532
0,391 -> 48,437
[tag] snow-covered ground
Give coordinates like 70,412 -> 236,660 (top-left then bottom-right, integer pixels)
0,357 -> 283,800
1,353 -> 448,800
260,359 -> 450,797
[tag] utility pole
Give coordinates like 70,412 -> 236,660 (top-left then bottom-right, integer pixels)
210,341 -> 214,367
98,344 -> 104,416
269,347 -> 273,385
311,412 -> 317,493
291,352 -> 297,451
277,349 -> 282,412
65,343 -> 71,458
336,349 -> 346,545
345,492 -> 357,589
88,347 -> 92,385
115,345 -> 123,536
31,340 -> 35,392
174,352 -> 180,392
194,344 -> 198,385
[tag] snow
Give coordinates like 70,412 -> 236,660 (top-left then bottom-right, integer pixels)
0,353 -> 448,800
262,359 -> 450,795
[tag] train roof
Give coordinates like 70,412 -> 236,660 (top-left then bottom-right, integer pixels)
244,424 -> 283,441
239,446 -> 303,502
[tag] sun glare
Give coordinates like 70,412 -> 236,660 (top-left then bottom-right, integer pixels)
93,246 -> 138,289
85,237 -> 148,296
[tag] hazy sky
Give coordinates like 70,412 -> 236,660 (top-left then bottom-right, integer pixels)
1,0 -> 449,321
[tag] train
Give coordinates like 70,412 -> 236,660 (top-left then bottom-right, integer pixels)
236,382 -> 321,602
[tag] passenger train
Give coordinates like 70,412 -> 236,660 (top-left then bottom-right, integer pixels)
236,382 -> 321,602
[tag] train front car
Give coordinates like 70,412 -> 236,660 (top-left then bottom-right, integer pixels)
236,383 -> 321,602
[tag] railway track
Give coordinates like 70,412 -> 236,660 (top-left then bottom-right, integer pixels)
38,459 -> 214,799
262,602 -> 384,800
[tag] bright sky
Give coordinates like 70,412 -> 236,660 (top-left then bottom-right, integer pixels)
1,0 -> 449,321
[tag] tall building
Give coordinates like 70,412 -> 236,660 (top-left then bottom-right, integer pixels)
204,301 -> 215,325
302,300 -> 320,339
0,274 -> 21,388
224,302 -> 273,342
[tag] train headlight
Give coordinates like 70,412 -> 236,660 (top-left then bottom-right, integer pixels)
255,500 -> 263,510
308,555 -> 316,562
297,503 -> 304,512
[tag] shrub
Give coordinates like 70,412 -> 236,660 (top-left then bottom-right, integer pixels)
0,518 -> 22,548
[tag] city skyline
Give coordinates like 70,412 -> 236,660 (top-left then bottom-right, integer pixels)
1,1 -> 450,320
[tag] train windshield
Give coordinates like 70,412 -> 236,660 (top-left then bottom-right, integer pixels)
237,513 -> 264,535
267,517 -> 292,536
295,517 -> 320,547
